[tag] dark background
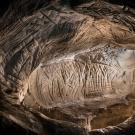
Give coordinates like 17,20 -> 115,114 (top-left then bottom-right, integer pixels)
0,0 -> 13,16
0,0 -> 135,15
0,116 -> 37,135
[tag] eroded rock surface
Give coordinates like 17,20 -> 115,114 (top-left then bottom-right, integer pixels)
0,0 -> 135,135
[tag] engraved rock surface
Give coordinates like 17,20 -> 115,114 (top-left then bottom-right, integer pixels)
0,0 -> 135,135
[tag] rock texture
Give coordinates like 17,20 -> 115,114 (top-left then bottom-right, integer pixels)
0,0 -> 135,135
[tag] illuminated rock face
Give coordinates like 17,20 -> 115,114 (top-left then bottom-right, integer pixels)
24,47 -> 135,130
21,13 -> 135,131
0,0 -> 135,135
28,48 -> 135,107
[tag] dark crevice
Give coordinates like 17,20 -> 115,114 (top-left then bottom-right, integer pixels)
0,116 -> 37,135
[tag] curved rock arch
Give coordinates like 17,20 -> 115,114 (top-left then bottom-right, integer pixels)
0,0 -> 135,135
